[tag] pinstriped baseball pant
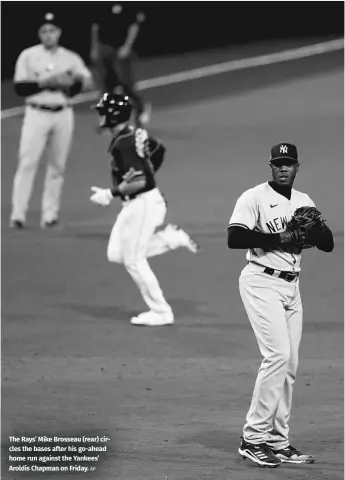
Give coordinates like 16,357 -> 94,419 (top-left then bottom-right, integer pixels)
239,262 -> 303,449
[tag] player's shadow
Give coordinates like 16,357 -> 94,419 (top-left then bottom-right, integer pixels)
171,298 -> 218,319
175,429 -> 257,467
63,303 -> 141,322
176,429 -> 236,454
58,230 -> 110,241
63,298 -> 216,322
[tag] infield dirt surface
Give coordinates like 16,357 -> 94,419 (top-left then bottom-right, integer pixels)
2,42 -> 344,479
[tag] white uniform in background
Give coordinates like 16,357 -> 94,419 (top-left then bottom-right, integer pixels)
10,44 -> 91,227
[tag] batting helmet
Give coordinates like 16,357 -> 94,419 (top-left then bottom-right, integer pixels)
94,93 -> 132,128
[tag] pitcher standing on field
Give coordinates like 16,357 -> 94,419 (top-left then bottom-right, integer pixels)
228,142 -> 334,468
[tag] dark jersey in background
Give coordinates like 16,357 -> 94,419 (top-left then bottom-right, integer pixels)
108,127 -> 156,195
97,3 -> 146,49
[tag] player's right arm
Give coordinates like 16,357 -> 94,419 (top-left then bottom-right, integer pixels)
90,144 -> 147,207
227,190 -> 285,250
112,166 -> 146,198
13,50 -> 41,96
13,49 -> 59,97
91,172 -> 146,206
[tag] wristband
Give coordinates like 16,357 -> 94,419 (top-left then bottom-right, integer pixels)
111,187 -> 120,197
279,231 -> 293,245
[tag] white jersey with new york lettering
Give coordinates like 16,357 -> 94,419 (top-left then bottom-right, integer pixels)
14,45 -> 91,106
228,182 -> 315,272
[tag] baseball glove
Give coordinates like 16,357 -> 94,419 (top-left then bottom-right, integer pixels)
48,71 -> 85,96
53,72 -> 75,86
42,72 -> 75,93
285,206 -> 326,249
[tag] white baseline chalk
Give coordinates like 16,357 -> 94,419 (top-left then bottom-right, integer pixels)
1,38 -> 343,120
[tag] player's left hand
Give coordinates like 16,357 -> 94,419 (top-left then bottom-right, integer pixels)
284,206 -> 325,249
90,186 -> 113,206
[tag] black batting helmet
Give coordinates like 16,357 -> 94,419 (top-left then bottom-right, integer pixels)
94,93 -> 132,128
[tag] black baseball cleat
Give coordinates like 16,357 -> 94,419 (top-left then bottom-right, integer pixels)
238,439 -> 281,468
9,219 -> 25,229
271,445 -> 315,464
41,219 -> 59,229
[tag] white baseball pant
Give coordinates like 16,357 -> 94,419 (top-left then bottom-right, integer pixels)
11,105 -> 74,224
239,262 -> 303,449
107,188 -> 185,314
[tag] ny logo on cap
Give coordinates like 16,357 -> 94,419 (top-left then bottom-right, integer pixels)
45,13 -> 54,21
280,145 -> 288,154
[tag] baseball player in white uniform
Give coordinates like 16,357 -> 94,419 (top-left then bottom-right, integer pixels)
227,142 -> 334,468
10,12 -> 92,229
90,93 -> 200,327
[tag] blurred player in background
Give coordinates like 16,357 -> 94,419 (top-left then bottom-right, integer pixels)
90,3 -> 150,127
90,93 -> 200,326
10,12 -> 92,229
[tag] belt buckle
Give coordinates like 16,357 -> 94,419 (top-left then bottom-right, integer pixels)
285,272 -> 296,282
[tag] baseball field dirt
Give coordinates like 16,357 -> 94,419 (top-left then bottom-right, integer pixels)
1,42 -> 344,479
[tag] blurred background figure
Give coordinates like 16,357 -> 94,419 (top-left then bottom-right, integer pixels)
90,92 -> 200,327
10,12 -> 92,229
90,3 -> 150,128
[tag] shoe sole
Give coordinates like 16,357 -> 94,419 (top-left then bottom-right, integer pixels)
186,240 -> 201,254
41,222 -> 59,229
238,448 -> 281,468
130,318 -> 174,326
277,457 -> 315,464
130,321 -> 174,326
184,234 -> 200,254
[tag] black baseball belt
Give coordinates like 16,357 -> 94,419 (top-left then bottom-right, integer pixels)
27,103 -> 71,112
122,187 -> 155,201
